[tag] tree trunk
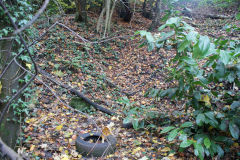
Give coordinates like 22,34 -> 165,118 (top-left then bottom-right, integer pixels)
75,0 -> 87,23
149,0 -> 161,30
0,38 -> 21,149
142,0 -> 154,19
103,0 -> 111,37
97,0 -> 116,37
118,0 -> 132,22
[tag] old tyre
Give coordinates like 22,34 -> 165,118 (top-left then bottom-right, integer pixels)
75,132 -> 117,157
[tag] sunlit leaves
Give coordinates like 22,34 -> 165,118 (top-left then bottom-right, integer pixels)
186,31 -> 198,43
200,94 -> 211,106
158,31 -> 175,42
55,124 -> 63,131
26,63 -> 32,70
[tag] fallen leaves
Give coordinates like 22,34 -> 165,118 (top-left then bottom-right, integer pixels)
132,147 -> 143,154
20,6 -> 240,160
160,147 -> 171,152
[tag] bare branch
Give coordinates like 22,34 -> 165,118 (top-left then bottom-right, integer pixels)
14,0 -> 50,34
56,22 -> 90,43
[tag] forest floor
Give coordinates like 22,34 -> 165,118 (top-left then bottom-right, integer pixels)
19,3 -> 240,160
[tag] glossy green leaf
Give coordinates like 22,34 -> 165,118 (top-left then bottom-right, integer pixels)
216,145 -> 224,158
160,126 -> 175,134
132,119 -> 139,130
166,17 -> 181,26
179,134 -> 187,141
182,56 -> 197,65
231,101 -> 240,110
193,35 -> 210,59
168,128 -> 180,141
180,140 -> 192,148
158,24 -> 167,31
194,143 -> 204,160
180,122 -> 193,128
178,39 -> 190,52
204,137 -> 211,149
229,121 -> 239,139
219,50 -> 231,65
219,120 -> 228,131
186,31 -> 198,43
196,113 -> 205,126
158,31 -> 175,41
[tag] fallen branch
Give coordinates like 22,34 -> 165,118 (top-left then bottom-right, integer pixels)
38,69 -> 115,115
203,14 -> 233,19
182,7 -> 234,19
0,138 -> 23,160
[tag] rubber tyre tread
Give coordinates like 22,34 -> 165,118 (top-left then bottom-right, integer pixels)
75,132 -> 116,157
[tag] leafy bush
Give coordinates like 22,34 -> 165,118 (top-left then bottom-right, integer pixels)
118,97 -> 165,130
46,0 -> 75,14
139,17 -> 240,159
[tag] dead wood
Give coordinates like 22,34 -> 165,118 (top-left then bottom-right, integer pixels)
0,138 -> 23,160
203,14 -> 233,19
38,69 -> 115,115
182,7 -> 234,19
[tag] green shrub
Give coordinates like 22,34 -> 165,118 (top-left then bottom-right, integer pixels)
139,17 -> 240,159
